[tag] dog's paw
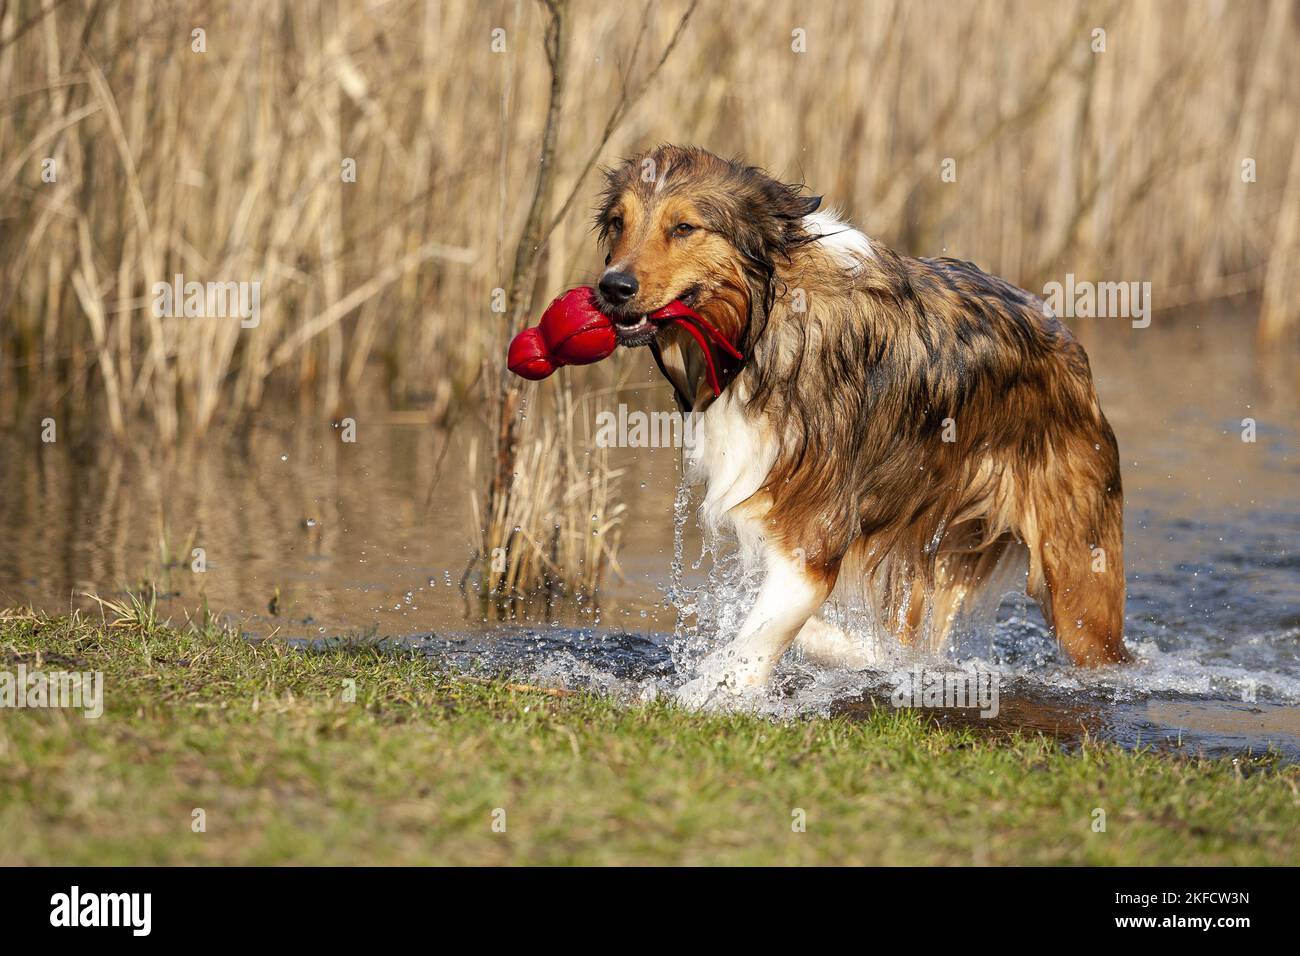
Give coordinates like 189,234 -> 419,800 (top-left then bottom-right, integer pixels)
674,673 -> 726,710
674,669 -> 766,712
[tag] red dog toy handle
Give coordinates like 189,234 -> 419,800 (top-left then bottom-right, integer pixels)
646,300 -> 744,398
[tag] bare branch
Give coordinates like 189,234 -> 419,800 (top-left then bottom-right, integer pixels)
536,0 -> 699,257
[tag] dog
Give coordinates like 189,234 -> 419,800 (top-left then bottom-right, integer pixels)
592,145 -> 1129,702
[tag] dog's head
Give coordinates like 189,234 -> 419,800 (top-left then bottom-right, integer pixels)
593,146 -> 820,349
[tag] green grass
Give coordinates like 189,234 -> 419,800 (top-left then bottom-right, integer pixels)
1,602 -> 1296,865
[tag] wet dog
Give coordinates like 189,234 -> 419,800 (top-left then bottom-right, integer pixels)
593,146 -> 1128,703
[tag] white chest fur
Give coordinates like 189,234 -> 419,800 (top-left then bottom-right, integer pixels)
684,388 -> 777,558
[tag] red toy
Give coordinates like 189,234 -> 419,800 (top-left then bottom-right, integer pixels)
507,286 -> 743,398
507,287 -> 615,380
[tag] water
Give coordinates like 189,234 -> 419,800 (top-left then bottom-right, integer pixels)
2,311 -> 1297,759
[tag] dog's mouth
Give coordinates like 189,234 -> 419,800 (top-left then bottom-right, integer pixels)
607,286 -> 703,349
612,317 -> 657,347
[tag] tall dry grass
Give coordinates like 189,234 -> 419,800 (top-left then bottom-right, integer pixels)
1,0 -> 1297,595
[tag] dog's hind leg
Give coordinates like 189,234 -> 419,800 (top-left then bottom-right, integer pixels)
873,531 -> 1027,657
794,615 -> 876,669
926,538 -> 1027,651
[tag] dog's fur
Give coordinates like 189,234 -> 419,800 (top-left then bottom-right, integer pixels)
593,146 -> 1128,698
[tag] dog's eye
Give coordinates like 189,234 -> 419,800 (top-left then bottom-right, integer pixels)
673,223 -> 697,238
608,216 -> 623,235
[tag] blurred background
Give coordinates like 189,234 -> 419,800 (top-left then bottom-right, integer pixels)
3,0 -> 1298,426
0,1 -> 1297,647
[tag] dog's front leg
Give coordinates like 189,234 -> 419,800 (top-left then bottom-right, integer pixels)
678,548 -> 835,707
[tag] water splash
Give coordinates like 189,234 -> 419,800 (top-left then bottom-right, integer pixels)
668,473 -> 693,644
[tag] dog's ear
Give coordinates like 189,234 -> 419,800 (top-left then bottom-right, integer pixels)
760,178 -> 816,223
709,164 -> 822,272
743,180 -> 820,266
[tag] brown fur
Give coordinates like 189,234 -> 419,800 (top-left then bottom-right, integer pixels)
596,146 -> 1128,666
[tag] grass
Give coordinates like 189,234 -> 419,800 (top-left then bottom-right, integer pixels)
1,604 -> 1297,866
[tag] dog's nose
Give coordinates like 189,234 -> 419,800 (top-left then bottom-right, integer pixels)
598,271 -> 638,306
